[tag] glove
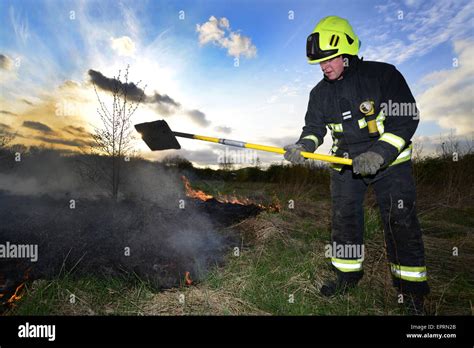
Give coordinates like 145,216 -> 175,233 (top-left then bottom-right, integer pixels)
283,144 -> 306,164
352,151 -> 384,176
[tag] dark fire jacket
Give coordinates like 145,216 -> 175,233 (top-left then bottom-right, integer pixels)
297,56 -> 419,167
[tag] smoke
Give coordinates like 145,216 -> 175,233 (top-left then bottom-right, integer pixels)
0,149 -> 243,289
0,149 -> 102,198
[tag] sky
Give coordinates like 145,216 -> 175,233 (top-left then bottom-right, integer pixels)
0,0 -> 473,168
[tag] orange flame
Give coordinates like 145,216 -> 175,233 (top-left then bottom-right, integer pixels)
7,282 -> 25,305
1,267 -> 30,307
182,176 -> 213,201
217,194 -> 252,206
184,271 -> 193,286
181,176 -> 281,212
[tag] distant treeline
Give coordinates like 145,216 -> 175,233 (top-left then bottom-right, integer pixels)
0,145 -> 472,206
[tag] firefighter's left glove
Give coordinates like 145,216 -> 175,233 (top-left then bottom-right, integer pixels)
352,151 -> 384,176
284,143 -> 307,165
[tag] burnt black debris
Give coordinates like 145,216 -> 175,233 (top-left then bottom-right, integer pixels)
0,191 -> 262,308
193,198 -> 262,226
0,149 -> 266,311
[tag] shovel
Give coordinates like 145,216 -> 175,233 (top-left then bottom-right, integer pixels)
134,120 -> 352,166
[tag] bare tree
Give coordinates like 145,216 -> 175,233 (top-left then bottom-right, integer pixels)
464,137 -> 474,155
91,65 -> 146,200
219,151 -> 234,171
412,140 -> 424,163
0,130 -> 16,165
0,133 -> 14,149
438,130 -> 460,159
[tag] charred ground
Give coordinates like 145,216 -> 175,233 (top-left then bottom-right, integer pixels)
1,146 -> 473,315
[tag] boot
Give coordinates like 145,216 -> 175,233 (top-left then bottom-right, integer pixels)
320,271 -> 363,297
393,278 -> 430,315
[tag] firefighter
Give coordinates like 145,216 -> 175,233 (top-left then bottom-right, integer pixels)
284,16 -> 429,314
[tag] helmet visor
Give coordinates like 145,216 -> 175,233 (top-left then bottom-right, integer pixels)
306,32 -> 338,62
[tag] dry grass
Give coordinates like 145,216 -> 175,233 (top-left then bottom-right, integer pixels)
423,234 -> 474,315
142,286 -> 269,315
8,176 -> 473,316
234,213 -> 290,246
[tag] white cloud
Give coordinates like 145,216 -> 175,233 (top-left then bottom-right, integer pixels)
196,16 -> 225,44
120,4 -> 141,40
9,5 -> 30,44
110,36 -> 136,57
417,40 -> 474,135
219,17 -> 230,29
403,0 -> 423,8
221,32 -> 257,59
266,81 -> 303,105
196,16 -> 257,59
413,131 -> 474,157
361,0 -> 474,64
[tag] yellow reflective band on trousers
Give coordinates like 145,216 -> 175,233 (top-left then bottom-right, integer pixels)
390,263 -> 427,282
379,132 -> 406,152
302,135 -> 319,148
358,118 -> 367,129
331,258 -> 363,272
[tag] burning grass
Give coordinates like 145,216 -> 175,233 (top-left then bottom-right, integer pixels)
1,172 -> 271,313
2,160 -> 473,316
182,176 -> 281,212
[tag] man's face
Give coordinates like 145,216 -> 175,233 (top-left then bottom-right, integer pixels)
320,56 -> 345,80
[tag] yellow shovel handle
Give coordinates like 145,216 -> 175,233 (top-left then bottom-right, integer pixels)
192,134 -> 352,166
244,143 -> 353,166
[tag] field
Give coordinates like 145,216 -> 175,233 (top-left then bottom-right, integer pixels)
4,153 -> 473,316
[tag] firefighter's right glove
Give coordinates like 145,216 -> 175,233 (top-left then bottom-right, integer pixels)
352,151 -> 384,176
283,144 -> 307,164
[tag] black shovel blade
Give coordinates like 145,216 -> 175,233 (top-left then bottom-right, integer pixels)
134,120 -> 181,151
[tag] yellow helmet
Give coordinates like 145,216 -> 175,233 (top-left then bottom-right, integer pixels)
306,16 -> 360,64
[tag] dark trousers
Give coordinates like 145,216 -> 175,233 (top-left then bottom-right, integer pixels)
330,161 -> 429,295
